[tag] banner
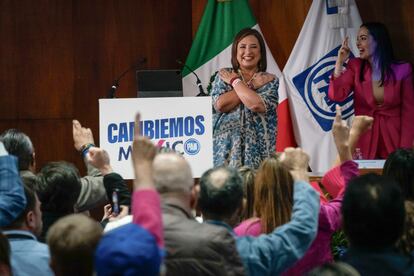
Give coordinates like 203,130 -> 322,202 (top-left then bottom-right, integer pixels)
282,0 -> 362,172
99,97 -> 213,179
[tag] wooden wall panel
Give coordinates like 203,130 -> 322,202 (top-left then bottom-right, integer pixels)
253,0 -> 312,69
2,0 -> 74,120
356,0 -> 414,63
0,0 -> 192,174
0,1 -> 18,120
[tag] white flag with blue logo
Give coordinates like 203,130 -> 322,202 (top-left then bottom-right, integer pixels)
282,0 -> 362,172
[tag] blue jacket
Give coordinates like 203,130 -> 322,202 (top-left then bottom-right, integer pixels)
0,155 -> 26,227
208,181 -> 320,276
3,230 -> 53,276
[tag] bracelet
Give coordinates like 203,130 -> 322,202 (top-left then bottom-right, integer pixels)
232,78 -> 242,87
80,143 -> 95,157
229,77 -> 240,86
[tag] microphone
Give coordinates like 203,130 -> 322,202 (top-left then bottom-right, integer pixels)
176,59 -> 207,97
107,57 -> 147,98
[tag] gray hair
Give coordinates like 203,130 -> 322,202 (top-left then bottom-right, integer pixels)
153,153 -> 193,194
0,129 -> 34,170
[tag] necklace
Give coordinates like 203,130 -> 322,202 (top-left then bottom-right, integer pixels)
238,69 -> 257,89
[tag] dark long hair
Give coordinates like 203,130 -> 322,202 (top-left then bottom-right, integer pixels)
383,148 -> 414,201
231,28 -> 267,72
359,22 -> 396,86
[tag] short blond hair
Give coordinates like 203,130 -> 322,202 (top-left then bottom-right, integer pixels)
47,214 -> 102,276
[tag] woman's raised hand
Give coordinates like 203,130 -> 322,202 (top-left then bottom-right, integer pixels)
338,36 -> 350,64
334,37 -> 350,77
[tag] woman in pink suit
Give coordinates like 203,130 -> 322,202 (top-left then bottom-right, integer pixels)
329,22 -> 414,159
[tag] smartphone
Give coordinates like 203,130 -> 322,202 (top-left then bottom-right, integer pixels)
112,189 -> 120,216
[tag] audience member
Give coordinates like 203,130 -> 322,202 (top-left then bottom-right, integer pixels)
46,214 -> 102,276
397,200 -> 414,255
95,223 -> 162,276
199,147 -> 320,275
383,148 -> 414,255
341,173 -> 414,275
307,262 -> 360,276
0,125 -> 107,212
36,161 -> 82,241
72,120 -> 107,211
238,166 -> 256,222
235,155 -> 294,237
85,147 -> 131,229
323,114 -> 373,195
383,148 -> 414,201
281,105 -> 359,275
152,151 -> 244,275
0,130 -> 36,181
0,232 -> 12,276
95,113 -> 165,275
0,141 -> 26,228
2,184 -> 53,276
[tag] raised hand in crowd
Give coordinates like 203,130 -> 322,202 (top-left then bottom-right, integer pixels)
86,147 -> 113,176
332,110 -> 373,166
85,141 -> 131,223
332,105 -> 352,162
72,119 -> 95,152
132,113 -> 157,190
280,147 -> 310,182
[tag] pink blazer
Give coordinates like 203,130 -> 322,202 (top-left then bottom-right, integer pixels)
329,58 -> 414,159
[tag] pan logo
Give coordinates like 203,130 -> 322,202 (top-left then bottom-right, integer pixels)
292,46 -> 354,131
184,138 -> 201,155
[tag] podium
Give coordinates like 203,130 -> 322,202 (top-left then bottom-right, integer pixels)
309,159 -> 384,182
99,97 -> 213,179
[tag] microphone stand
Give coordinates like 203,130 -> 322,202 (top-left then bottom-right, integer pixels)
176,59 -> 207,97
107,57 -> 147,98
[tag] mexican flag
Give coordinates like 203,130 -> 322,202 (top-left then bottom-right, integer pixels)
183,0 -> 296,151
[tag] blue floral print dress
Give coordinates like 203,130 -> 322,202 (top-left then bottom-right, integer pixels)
211,69 -> 278,169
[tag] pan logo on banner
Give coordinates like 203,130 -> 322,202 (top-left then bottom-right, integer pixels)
292,46 -> 355,131
107,115 -> 205,160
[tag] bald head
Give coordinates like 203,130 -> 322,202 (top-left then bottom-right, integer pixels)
207,168 -> 229,189
198,167 -> 243,219
153,153 -> 193,194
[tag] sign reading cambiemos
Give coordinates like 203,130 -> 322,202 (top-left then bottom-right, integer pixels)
99,97 -> 213,179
